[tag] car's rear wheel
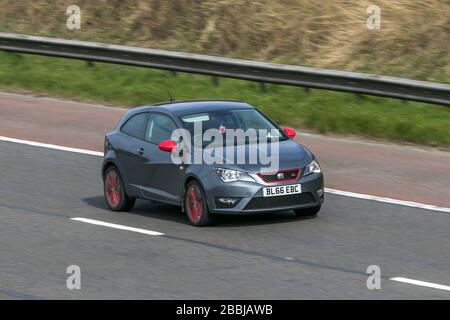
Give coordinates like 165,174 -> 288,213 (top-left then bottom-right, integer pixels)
294,205 -> 321,217
104,166 -> 135,212
184,180 -> 212,227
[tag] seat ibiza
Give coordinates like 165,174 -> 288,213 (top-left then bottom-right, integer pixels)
102,101 -> 324,226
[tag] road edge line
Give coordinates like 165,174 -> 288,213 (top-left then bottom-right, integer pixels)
390,277 -> 450,292
0,135 -> 103,157
325,188 -> 450,213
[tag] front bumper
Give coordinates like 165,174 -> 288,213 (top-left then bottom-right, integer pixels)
203,171 -> 324,214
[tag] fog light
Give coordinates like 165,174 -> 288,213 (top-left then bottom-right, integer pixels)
215,197 -> 241,208
218,197 -> 239,205
317,188 -> 324,197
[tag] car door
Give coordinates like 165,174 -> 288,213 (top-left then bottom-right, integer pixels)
137,113 -> 184,204
116,112 -> 149,195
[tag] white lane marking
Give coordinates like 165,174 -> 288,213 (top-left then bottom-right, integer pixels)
390,277 -> 450,292
1,135 -> 450,213
71,217 -> 165,236
325,188 -> 450,213
284,256 -> 295,261
0,136 -> 104,157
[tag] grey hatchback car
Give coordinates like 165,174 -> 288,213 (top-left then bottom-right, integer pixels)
102,100 -> 324,226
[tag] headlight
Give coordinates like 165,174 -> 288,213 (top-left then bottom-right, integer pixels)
215,168 -> 255,182
303,160 -> 321,176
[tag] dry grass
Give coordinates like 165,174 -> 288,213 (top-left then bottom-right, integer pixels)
0,0 -> 449,82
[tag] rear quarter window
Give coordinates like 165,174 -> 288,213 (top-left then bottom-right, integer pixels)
145,114 -> 178,144
120,113 -> 148,139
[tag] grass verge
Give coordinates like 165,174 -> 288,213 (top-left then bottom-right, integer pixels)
1,51 -> 449,147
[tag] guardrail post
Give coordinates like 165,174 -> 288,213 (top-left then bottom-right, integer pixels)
211,76 -> 220,86
259,82 -> 267,93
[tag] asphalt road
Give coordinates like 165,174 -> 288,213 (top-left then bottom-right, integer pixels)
0,140 -> 449,299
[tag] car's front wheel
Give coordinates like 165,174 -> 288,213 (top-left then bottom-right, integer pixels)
184,180 -> 212,227
294,205 -> 321,217
103,166 -> 135,212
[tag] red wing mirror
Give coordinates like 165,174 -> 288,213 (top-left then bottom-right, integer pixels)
158,140 -> 177,152
283,127 -> 296,139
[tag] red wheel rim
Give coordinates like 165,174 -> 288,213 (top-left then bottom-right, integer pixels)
186,185 -> 203,223
105,170 -> 121,208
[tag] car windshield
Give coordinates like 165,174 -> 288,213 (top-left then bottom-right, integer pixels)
180,108 -> 288,147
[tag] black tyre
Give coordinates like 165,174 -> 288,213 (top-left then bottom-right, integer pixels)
103,166 -> 135,212
184,180 -> 213,227
294,205 -> 321,217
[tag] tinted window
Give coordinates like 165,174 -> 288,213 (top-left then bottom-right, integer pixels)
145,114 -> 178,144
181,109 -> 280,133
180,109 -> 287,146
121,113 -> 148,139
236,109 -> 275,131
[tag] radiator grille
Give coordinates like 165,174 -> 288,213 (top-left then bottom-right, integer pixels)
244,192 -> 315,210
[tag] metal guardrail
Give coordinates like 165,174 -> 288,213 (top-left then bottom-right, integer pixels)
1,32 -> 450,106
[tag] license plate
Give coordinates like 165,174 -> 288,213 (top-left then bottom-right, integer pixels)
262,184 -> 302,197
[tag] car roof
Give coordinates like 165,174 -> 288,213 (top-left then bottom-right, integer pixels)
129,100 -> 255,117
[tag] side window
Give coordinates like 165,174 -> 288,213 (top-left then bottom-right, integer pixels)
145,114 -> 178,144
121,113 -> 148,139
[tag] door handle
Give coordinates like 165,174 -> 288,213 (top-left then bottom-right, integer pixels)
137,147 -> 144,155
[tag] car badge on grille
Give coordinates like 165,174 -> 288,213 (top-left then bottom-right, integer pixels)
277,172 -> 285,180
